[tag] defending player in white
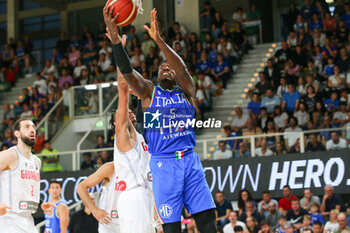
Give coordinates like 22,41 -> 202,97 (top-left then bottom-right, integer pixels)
0,119 -> 57,233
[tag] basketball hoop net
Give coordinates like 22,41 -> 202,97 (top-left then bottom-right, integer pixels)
133,0 -> 144,15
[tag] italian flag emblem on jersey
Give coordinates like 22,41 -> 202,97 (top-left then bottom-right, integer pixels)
175,151 -> 184,159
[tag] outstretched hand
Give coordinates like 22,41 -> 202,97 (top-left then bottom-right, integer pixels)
0,203 -> 11,216
103,5 -> 121,44
105,28 -> 127,47
41,202 -> 57,215
144,8 -> 161,42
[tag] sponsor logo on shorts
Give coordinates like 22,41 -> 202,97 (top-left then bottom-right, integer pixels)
19,201 -> 28,210
147,172 -> 153,181
46,229 -> 53,233
157,162 -> 162,168
159,204 -> 173,218
111,210 -> 118,218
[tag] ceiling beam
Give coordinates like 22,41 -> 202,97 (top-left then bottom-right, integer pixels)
27,0 -> 66,11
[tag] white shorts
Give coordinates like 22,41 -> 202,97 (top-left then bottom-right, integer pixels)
98,219 -> 120,233
0,212 -> 38,233
117,187 -> 154,233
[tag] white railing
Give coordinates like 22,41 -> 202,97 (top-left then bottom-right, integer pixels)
37,127 -> 348,171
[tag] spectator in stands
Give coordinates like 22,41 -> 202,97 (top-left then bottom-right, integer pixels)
81,152 -> 96,170
320,185 -> 343,216
58,68 -> 74,90
261,89 -> 281,115
223,211 -> 247,233
275,41 -> 293,65
82,41 -> 98,66
279,185 -> 298,215
301,216 -> 312,233
248,93 -> 261,117
265,202 -> 283,230
41,140 -> 62,172
254,72 -> 271,96
238,189 -> 256,215
68,193 -> 98,233
243,118 -> 263,148
297,77 -> 307,96
239,201 -> 264,224
324,92 -> 340,112
0,143 -> 9,151
258,191 -> 278,218
41,59 -> 58,78
215,191 -> 233,227
277,77 -> 288,98
212,12 -> 225,39
0,103 -> 16,135
1,43 -> 15,67
2,129 -> 16,147
328,65 -> 345,91
313,222 -> 323,233
324,209 -> 340,233
197,71 -> 217,103
310,203 -> 324,225
264,120 -> 280,152
33,73 -> 48,96
97,53 -> 111,73
223,125 -> 239,153
260,221 -> 273,233
232,7 -> 247,23
211,53 -> 230,89
200,1 -> 215,31
255,138 -> 273,156
284,117 -> 303,152
264,59 -> 281,87
286,199 -> 308,230
232,22 -> 249,56
333,102 -> 348,127
326,131 -> 347,150
274,106 -> 289,130
196,50 -> 212,76
305,134 -> 326,152
20,103 -> 32,119
235,142 -> 251,158
335,213 -> 350,233
303,85 -> 318,112
246,216 -> 260,233
294,102 -> 309,128
213,141 -> 232,160
258,107 -> 272,130
300,189 -> 320,211
232,107 -> 249,133
141,32 -> 156,56
282,84 -> 300,115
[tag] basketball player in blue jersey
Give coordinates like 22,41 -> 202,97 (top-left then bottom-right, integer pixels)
104,7 -> 217,233
44,180 -> 69,233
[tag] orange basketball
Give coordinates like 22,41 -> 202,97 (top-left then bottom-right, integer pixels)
105,0 -> 138,27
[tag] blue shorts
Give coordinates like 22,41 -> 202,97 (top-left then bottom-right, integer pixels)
150,150 -> 215,224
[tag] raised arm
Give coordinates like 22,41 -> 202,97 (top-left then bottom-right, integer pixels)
77,162 -> 114,224
103,6 -> 153,102
144,9 -> 195,99
114,68 -> 136,152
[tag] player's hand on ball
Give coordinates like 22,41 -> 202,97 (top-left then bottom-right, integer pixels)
92,208 -> 112,224
144,8 -> 161,42
41,202 -> 57,215
0,203 -> 11,216
103,5 -> 121,44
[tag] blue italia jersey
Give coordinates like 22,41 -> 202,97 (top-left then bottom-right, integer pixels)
45,200 -> 67,233
144,86 -> 196,156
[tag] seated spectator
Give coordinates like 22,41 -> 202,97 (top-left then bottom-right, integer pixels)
0,143 -> 9,151
277,77 -> 288,99
195,88 -> 210,120
336,48 -> 350,73
258,191 -> 278,218
259,221 -> 273,233
323,12 -> 336,34
242,118 -> 263,148
320,185 -> 343,216
300,216 -> 312,233
33,73 -> 48,96
274,106 -> 289,130
261,89 -> 281,114
333,102 -> 348,127
324,209 -> 340,233
276,216 -> 288,233
286,199 -> 309,230
81,152 -> 96,170
73,59 -> 87,79
141,33 -> 156,56
58,68 -> 74,90
82,41 -> 98,65
279,185 -> 298,215
98,53 -> 111,73
4,61 -> 18,87
294,102 -> 310,128
232,22 -> 249,56
197,71 -> 217,103
239,201 -> 264,224
296,77 -> 307,96
321,38 -> 337,58
215,191 -> 233,227
287,31 -> 297,47
100,150 -> 112,163
255,138 -> 273,156
69,45 -> 81,67
2,129 -> 16,147
324,92 -> 340,112
328,66 -> 345,91
234,142 -> 251,158
20,103 -> 33,119
232,7 -> 247,23
310,203 -> 324,226
238,189 -> 256,215
309,13 -> 323,32
264,120 -> 280,152
282,84 -> 300,115
326,131 -> 347,151
254,72 -> 271,96
223,125 -> 240,153
208,42 -> 219,63
323,57 -> 335,81
211,53 -> 230,89
199,1 -> 215,31
284,221 -> 296,233
246,216 -> 260,233
248,93 -> 261,117
284,59 -> 300,84
41,140 -> 62,172
231,107 -> 249,133
313,222 -> 323,233
303,85 -> 318,112
284,117 -> 302,152
265,202 -> 283,230
196,50 -> 212,76
213,141 -> 232,159
0,103 -> 16,135
305,134 -> 326,152
334,213 -> 350,233
223,211 -> 247,233
258,107 -> 272,130
264,59 -> 280,87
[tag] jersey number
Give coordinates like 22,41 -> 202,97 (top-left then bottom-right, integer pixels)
141,142 -> 148,151
31,185 -> 34,197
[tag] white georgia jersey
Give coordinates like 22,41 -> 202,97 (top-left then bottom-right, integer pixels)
98,171 -> 121,220
0,146 -> 40,215
113,132 -> 152,192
